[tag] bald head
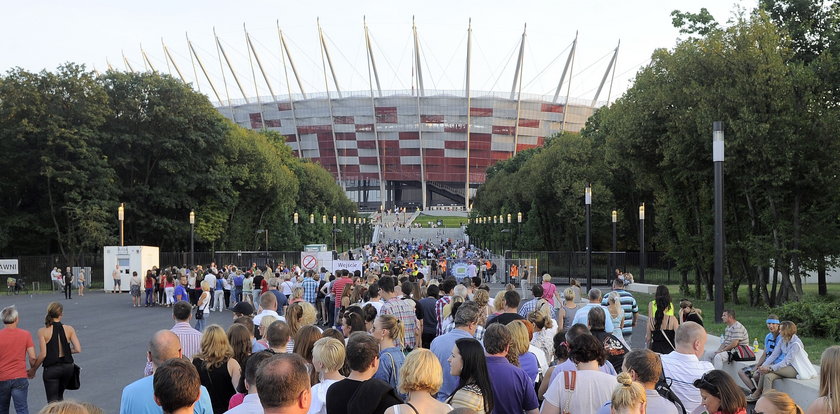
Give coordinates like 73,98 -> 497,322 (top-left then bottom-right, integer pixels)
149,330 -> 182,368
674,321 -> 707,358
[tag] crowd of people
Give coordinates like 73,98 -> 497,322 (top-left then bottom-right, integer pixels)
1,238 -> 836,414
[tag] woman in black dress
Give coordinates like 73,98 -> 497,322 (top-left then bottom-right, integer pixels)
30,302 -> 82,402
647,295 -> 679,354
192,324 -> 241,413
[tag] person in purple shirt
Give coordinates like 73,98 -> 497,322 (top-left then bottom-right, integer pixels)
482,323 -> 539,414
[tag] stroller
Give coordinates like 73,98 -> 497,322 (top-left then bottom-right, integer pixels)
6,277 -> 24,295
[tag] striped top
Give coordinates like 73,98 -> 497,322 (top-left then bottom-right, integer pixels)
171,322 -> 203,359
600,289 -> 639,336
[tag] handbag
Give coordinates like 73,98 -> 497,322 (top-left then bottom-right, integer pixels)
66,364 -> 81,390
728,344 -> 756,362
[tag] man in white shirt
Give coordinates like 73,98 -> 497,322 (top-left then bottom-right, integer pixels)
203,272 -> 217,310
224,350 -> 273,413
254,292 -> 283,327
362,283 -> 383,314
660,321 -> 714,414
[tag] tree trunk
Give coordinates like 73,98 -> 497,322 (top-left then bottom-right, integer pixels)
818,255 -> 827,296
680,269 -> 689,295
770,263 -> 779,308
790,193 -> 803,298
695,265 -> 702,299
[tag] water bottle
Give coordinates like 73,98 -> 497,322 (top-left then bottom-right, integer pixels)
753,338 -> 759,352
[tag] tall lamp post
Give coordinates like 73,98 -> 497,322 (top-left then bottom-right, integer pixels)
189,210 -> 195,268
293,212 -> 299,249
611,210 -> 617,273
332,215 -> 337,253
517,212 -> 523,250
507,213 -> 513,254
639,203 -> 646,283
713,121 -> 725,322
585,184 -> 592,292
118,203 -> 125,246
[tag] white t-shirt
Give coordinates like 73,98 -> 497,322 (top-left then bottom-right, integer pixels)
660,351 -> 714,414
542,369 -> 615,414
308,378 -> 340,414
281,280 -> 294,296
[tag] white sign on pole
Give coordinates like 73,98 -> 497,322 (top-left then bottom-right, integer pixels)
300,252 -> 332,272
331,260 -> 363,274
0,259 -> 19,275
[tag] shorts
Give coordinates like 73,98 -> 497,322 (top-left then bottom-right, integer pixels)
113,279 -> 121,287
130,285 -> 141,297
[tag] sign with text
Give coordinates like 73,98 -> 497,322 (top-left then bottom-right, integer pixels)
0,259 -> 19,275
331,260 -> 363,274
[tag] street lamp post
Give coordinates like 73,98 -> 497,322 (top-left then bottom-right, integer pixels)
189,210 -> 195,268
585,184 -> 592,292
611,210 -> 617,273
713,121 -> 725,323
639,203 -> 646,283
118,203 -> 125,246
293,212 -> 299,250
332,215 -> 337,253
517,212 -> 523,250
507,213 -> 513,254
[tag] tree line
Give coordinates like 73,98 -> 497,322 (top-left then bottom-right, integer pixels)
469,1 -> 840,306
0,66 -> 356,261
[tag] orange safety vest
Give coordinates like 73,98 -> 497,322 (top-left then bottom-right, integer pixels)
511,264 -> 519,277
440,260 -> 447,272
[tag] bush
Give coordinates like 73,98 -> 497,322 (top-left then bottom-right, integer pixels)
775,299 -> 840,342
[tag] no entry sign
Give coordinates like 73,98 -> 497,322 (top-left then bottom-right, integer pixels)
302,254 -> 317,270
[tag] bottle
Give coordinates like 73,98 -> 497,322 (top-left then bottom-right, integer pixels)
753,338 -> 759,352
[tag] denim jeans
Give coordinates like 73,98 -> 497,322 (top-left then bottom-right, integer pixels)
195,313 -> 207,332
0,377 -> 28,414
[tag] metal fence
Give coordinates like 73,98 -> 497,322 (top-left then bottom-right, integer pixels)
503,250 -> 674,286
10,251 -> 305,290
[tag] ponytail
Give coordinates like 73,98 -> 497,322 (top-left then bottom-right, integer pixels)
378,315 -> 405,348
44,302 -> 63,327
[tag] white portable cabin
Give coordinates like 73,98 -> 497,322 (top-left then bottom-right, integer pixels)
102,246 -> 159,292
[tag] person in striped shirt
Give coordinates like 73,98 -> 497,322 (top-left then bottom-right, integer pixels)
435,279 -> 458,336
601,278 -> 638,340
144,301 -> 203,376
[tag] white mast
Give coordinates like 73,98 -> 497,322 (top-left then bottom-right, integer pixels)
364,17 -> 386,210
318,23 -> 342,98
592,40 -> 620,107
278,28 -> 307,99
553,32 -> 577,103
277,22 -> 303,158
162,39 -> 187,83
512,24 -> 526,156
318,18 -> 344,189
215,29 -> 250,103
244,24 -> 265,128
413,17 -> 427,209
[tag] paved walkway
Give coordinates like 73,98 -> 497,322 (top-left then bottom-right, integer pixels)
0,290 -> 237,412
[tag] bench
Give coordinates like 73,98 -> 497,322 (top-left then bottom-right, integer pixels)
624,283 -> 658,295
704,335 -> 820,410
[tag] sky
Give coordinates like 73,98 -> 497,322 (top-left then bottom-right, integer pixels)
1,0 -> 749,106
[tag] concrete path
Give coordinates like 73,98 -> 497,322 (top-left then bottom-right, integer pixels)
0,290 -> 239,412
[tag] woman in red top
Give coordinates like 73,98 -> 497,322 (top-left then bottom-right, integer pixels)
144,271 -> 155,307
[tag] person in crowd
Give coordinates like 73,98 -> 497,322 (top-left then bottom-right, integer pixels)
143,301 -> 206,377
537,332 -> 572,401
29,302 -> 81,403
549,324 -> 617,376
739,315 -> 780,395
164,273 -> 176,307
509,320 -> 547,383
385,349 -> 452,414
174,276 -> 189,303
230,302 -> 254,320
331,271 -> 354,329
486,290 -> 525,326
596,349 -> 679,414
647,291 -> 680,354
145,271 -> 156,307
226,324 -> 252,392
340,310 -> 367,339
482,323 -> 539,414
254,292 -> 283,335
528,310 -> 555,362
293,325 -> 323,386
286,303 -> 308,353
76,269 -> 85,297
571,289 -> 615,333
472,288 -> 491,326
440,296 -> 465,334
540,274 -> 557,307
192,325 -> 242,414
806,345 -> 840,414
130,271 -> 142,307
679,299 -> 704,326
692,370 -> 747,414
418,284 -> 440,348
153,358 -> 201,414
435,279 -> 457,336
600,279 -> 638,342
648,285 -> 676,320
266,321 -> 292,354
748,321 -> 816,402
660,321 -> 714,413
569,279 -> 583,304
708,310 -> 749,370
120,330 -> 213,414
518,285 -> 553,319
256,315 -> 278,349
556,288 -> 579,332
39,400 -> 89,414
232,316 -> 265,354
604,292 -> 629,349
588,307 -> 629,374
597,372 -> 647,414
372,315 -> 406,391
0,306 -> 37,414
756,390 -> 804,414
431,302 -> 481,401
446,338 -> 494,413
256,354 -> 312,414
195,281 -> 211,332
540,334 -> 615,414
325,332 -> 402,414
309,337 -> 346,414
241,272 -> 254,306
225,350 -> 273,414
378,276 -> 418,350
302,271 -> 319,308
63,268 -> 73,300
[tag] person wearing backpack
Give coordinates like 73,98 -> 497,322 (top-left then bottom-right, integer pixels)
595,349 -> 680,414
660,321 -> 714,414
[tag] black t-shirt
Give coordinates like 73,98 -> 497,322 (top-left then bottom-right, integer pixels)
485,312 -> 525,327
418,297 -> 439,335
253,274 -> 264,290
326,378 -> 402,414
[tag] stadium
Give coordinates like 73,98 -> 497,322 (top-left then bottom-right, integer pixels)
124,21 -> 619,211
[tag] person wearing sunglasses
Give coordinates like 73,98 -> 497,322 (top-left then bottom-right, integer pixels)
692,370 -> 747,414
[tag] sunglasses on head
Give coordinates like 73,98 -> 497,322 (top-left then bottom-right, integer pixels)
692,374 -> 719,396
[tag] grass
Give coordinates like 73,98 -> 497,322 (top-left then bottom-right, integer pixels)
631,283 -> 840,364
415,214 -> 467,228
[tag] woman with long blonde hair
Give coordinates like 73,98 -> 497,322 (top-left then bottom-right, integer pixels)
758,390 -> 803,414
372,314 -> 406,391
806,345 -> 840,414
607,291 -> 630,350
384,349 -> 452,414
556,287 -> 579,331
191,324 -> 241,414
